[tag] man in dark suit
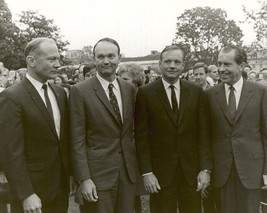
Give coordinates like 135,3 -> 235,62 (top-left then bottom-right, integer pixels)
134,45 -> 211,213
204,45 -> 267,213
69,38 -> 136,213
0,37 -> 70,212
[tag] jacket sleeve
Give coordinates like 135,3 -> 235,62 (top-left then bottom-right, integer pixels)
69,86 -> 91,182
134,87 -> 153,174
0,91 -> 35,201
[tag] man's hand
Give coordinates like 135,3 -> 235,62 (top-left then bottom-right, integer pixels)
22,193 -> 42,213
143,173 -> 161,193
81,178 -> 98,202
196,170 -> 210,193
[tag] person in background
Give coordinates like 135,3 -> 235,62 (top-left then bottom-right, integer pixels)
247,70 -> 257,82
69,38 -> 137,213
193,62 -> 212,90
135,45 -> 211,213
204,45 -> 267,213
207,65 -> 220,86
83,62 -> 97,80
117,63 -> 145,91
0,37 -> 71,212
243,64 -> 252,74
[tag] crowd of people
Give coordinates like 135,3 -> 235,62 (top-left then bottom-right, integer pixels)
0,36 -> 267,213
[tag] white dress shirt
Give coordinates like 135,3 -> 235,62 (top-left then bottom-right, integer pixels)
224,77 -> 243,109
26,74 -> 61,138
162,78 -> 180,109
96,73 -> 123,121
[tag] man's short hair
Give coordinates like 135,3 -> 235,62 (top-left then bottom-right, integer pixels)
220,45 -> 247,65
192,62 -> 208,74
160,45 -> 185,62
83,62 -> 96,77
24,37 -> 56,58
93,37 -> 120,56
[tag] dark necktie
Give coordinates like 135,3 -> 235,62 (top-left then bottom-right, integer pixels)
108,84 -> 122,126
42,84 -> 54,122
170,85 -> 179,122
228,85 -> 236,119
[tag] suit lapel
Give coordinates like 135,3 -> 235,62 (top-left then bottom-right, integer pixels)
234,81 -> 253,123
157,81 -> 177,125
93,77 -> 122,127
178,81 -> 189,125
22,78 -> 58,139
215,83 -> 234,124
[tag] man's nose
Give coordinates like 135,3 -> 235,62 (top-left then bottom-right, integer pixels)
54,60 -> 61,68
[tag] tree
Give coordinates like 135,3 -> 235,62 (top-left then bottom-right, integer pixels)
0,0 -> 24,69
242,0 -> 267,46
173,7 -> 243,66
18,10 -> 69,53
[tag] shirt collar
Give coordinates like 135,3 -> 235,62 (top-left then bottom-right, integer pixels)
26,73 -> 47,91
162,78 -> 180,91
96,73 -> 119,91
225,77 -> 243,92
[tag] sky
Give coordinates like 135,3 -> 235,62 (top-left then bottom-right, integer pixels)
6,0 -> 259,57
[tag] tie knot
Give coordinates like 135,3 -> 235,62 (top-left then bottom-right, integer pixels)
42,84 -> 48,90
170,84 -> 175,90
229,85 -> 235,91
108,83 -> 114,90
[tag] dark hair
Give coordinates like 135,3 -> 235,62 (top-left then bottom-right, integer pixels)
83,62 -> 96,77
160,45 -> 185,62
244,64 -> 252,70
192,62 -> 208,74
220,45 -> 247,65
24,37 -> 56,58
93,37 -> 120,56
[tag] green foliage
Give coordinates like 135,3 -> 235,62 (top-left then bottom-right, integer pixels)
173,7 -> 243,66
242,0 -> 267,42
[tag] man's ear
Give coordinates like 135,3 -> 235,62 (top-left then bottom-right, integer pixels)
26,55 -> 35,68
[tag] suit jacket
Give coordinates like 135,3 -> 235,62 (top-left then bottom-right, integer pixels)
134,79 -> 211,188
69,76 -> 136,190
0,78 -> 70,202
204,80 -> 267,189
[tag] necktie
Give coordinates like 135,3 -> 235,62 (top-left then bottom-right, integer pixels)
170,85 -> 179,122
42,84 -> 54,122
108,84 -> 122,126
228,85 -> 236,119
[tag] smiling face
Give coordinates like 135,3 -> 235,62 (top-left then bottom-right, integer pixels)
159,49 -> 184,84
217,49 -> 244,85
94,41 -> 121,82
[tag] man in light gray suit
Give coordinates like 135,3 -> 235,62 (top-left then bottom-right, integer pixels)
69,38 -> 136,213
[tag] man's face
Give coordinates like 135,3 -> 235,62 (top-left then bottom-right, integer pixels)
194,67 -> 207,87
94,41 -> 120,82
54,76 -> 62,85
159,49 -> 184,84
217,50 -> 243,85
209,66 -> 219,81
31,41 -> 60,83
